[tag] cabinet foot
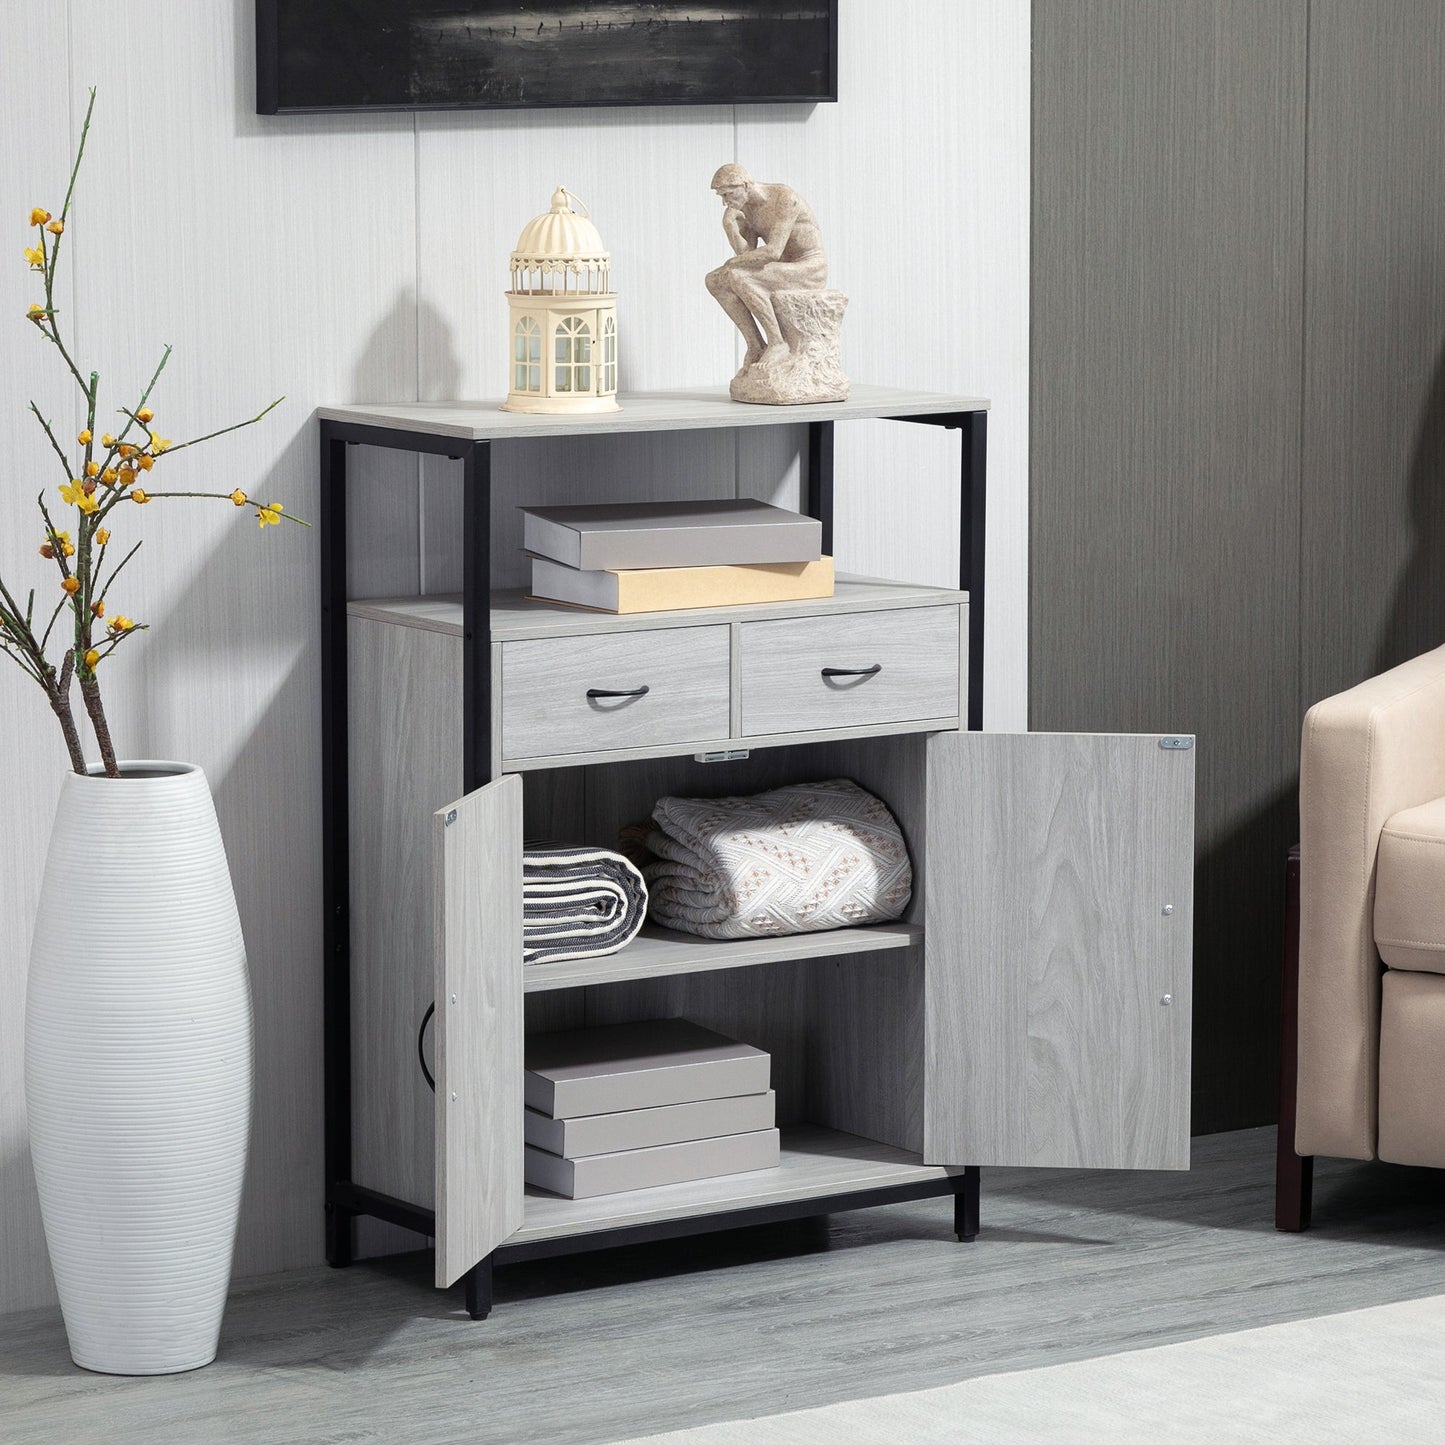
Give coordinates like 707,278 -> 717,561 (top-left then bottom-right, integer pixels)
464,1257 -> 494,1320
954,1165 -> 980,1242
325,1201 -> 355,1267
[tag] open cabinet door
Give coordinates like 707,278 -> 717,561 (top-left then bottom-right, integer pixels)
924,733 -> 1194,1171
433,774 -> 524,1287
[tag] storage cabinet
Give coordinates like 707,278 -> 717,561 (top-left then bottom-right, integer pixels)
318,386 -> 1195,1319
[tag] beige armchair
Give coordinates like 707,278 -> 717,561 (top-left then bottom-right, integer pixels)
1277,643 -> 1445,1229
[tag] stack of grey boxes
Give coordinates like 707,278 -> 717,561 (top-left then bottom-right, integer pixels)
523,1019 -> 781,1199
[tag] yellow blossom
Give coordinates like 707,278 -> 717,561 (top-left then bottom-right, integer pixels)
229,489 -> 247,507
24,246 -> 44,268
91,600 -> 105,618
131,488 -> 149,505
96,528 -> 110,546
137,408 -> 154,424
138,453 -> 154,471
78,429 -> 92,445
84,649 -> 100,669
27,303 -> 44,320
29,208 -> 50,226
59,481 -> 100,515
85,460 -> 99,477
62,577 -> 80,595
100,433 -> 116,448
257,502 -> 283,528
45,219 -> 63,236
109,616 -> 134,633
148,431 -> 171,453
100,468 -> 119,486
117,444 -> 137,459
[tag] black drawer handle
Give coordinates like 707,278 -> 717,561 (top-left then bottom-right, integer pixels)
821,664 -> 882,679
586,685 -> 651,699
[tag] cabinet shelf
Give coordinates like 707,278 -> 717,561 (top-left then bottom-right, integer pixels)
349,575 -> 968,643
510,1125 -> 961,1247
522,921 -> 922,993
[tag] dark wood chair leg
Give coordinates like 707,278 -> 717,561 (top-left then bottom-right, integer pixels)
1276,845 -> 1315,1232
464,1256 -> 494,1320
955,1166 -> 980,1241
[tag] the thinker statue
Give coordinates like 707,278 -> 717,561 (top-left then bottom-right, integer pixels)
706,164 -> 849,405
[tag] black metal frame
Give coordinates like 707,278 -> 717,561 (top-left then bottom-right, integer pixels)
319,406 -> 988,1315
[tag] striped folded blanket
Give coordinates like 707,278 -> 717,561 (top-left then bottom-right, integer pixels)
523,845 -> 649,965
628,778 -> 912,940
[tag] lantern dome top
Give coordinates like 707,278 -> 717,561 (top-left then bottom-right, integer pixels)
510,187 -> 610,272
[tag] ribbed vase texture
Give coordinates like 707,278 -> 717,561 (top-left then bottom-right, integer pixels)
25,763 -> 253,1375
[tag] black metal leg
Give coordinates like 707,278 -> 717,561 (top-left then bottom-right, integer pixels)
464,1256 -> 494,1320
806,419 -> 835,557
462,441 -> 493,793
1276,846 -> 1314,1232
320,426 -> 354,1267
954,1166 -> 980,1242
325,1201 -> 355,1268
959,412 -> 986,732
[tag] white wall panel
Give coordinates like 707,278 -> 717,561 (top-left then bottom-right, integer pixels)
0,2 -> 1028,1311
738,0 -> 1030,728
0,2 -> 81,1317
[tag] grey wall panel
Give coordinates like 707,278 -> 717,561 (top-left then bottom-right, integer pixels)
1031,1 -> 1308,1132
1300,2 -> 1445,709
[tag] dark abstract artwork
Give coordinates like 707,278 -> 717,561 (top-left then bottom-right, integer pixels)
257,3 -> 837,114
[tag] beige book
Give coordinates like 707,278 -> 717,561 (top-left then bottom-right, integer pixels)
530,555 -> 834,614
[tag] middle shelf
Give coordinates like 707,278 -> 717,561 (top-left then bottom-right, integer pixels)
522,920 -> 923,992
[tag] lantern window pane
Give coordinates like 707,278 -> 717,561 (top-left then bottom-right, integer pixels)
576,366 -> 591,392
528,365 -> 540,391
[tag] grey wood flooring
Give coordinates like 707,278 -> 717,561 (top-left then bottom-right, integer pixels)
3,1128 -> 1443,1445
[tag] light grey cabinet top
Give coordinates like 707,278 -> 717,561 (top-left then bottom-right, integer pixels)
317,384 -> 989,442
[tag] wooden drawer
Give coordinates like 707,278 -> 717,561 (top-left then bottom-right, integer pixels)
738,606 -> 960,736
501,626 -> 730,759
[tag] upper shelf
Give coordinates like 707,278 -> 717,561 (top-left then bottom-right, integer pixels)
350,575 -> 967,642
316,384 -> 990,443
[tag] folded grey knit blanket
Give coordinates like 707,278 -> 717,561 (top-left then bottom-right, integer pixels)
635,778 -> 912,940
523,845 -> 649,965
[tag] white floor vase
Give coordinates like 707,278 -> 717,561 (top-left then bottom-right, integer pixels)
25,762 -> 253,1375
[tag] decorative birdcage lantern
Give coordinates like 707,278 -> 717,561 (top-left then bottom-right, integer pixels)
502,187 -> 619,415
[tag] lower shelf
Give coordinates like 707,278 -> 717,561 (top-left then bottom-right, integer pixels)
522,921 -> 922,992
507,1125 -> 961,1247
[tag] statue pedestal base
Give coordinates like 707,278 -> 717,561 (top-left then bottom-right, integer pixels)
731,290 -> 850,406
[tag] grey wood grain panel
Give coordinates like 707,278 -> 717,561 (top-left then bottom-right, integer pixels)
738,606 -> 961,736
434,776 -> 524,1287
318,386 -> 990,442
501,626 -> 730,759
504,716 -> 958,775
1031,0 -> 1307,1132
522,922 -> 921,993
349,620 -> 461,1219
512,1125 -> 956,1245
351,576 -> 968,640
925,733 -> 1195,1171
805,951 -> 925,1154
1300,2 -> 1445,710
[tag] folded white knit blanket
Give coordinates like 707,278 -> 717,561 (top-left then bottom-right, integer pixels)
637,778 -> 912,939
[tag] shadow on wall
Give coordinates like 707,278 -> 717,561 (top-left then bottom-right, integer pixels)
1374,339 -> 1445,676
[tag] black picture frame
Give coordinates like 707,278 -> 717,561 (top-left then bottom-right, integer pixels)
256,4 -> 839,116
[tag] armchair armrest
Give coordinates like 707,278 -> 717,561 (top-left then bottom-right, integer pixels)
1296,644 -> 1445,1159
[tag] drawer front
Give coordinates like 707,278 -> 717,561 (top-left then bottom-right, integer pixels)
502,626 -> 730,759
739,606 -> 960,736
